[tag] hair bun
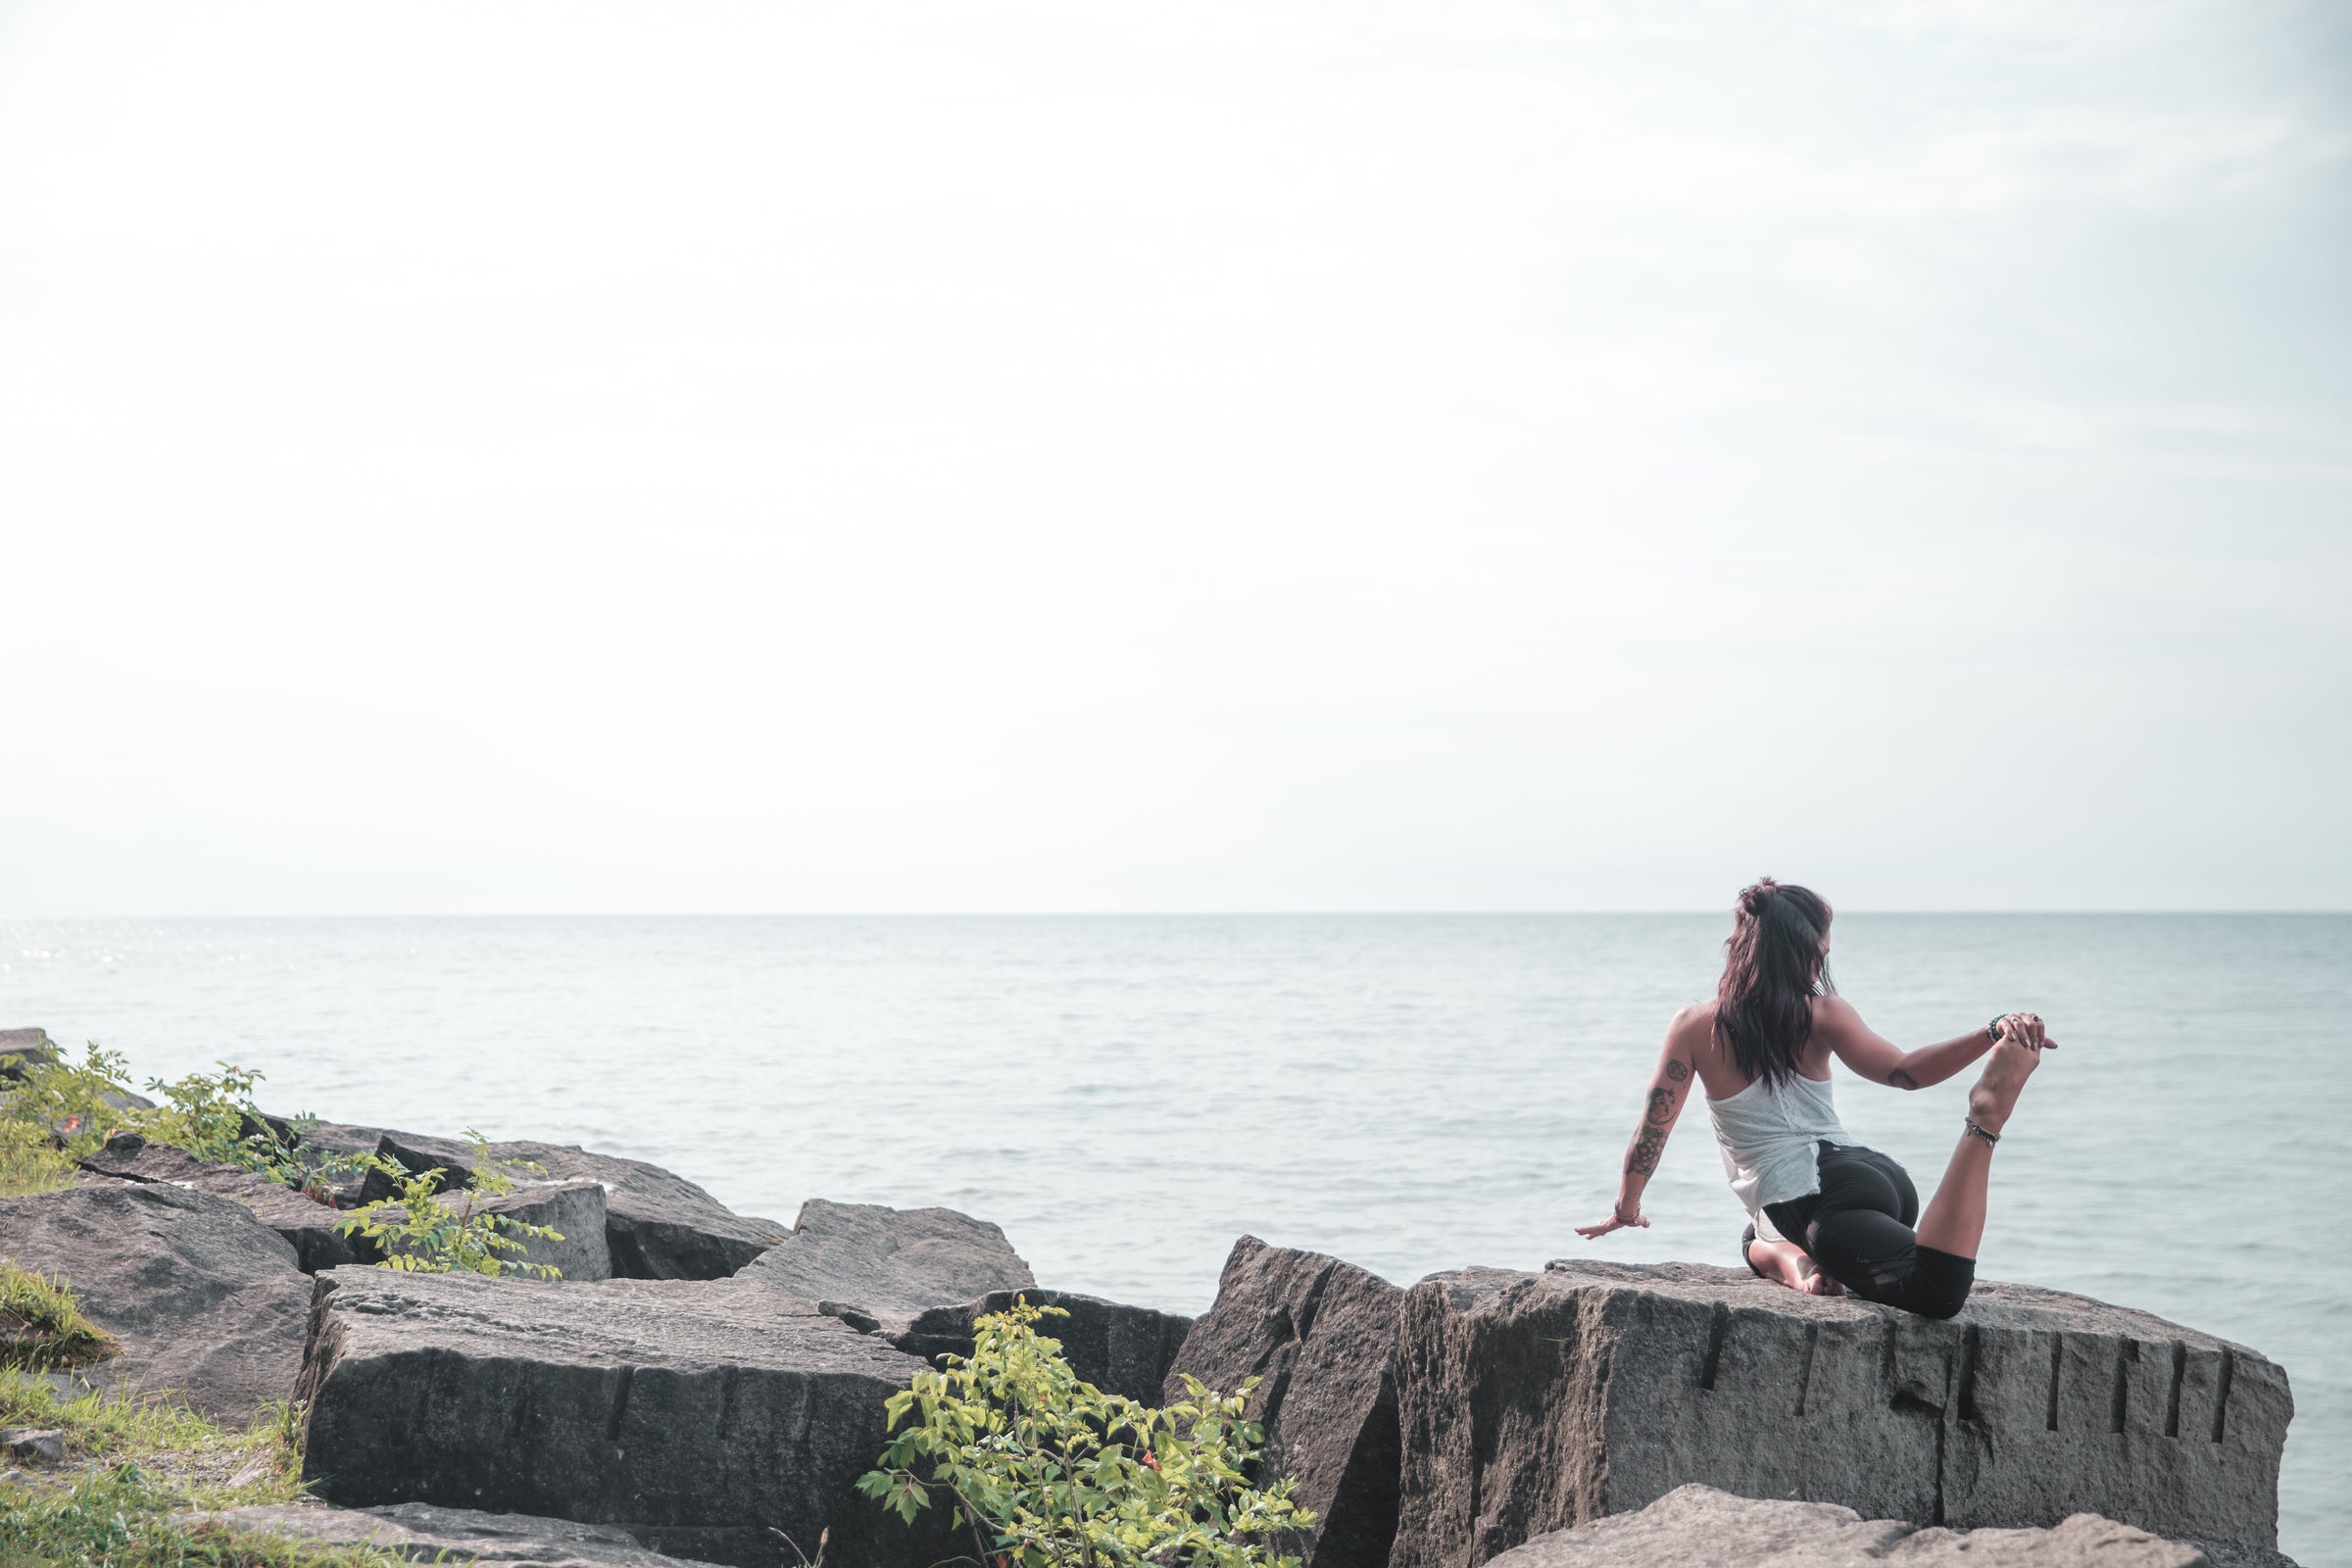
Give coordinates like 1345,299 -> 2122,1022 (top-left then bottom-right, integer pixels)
1738,877 -> 1780,916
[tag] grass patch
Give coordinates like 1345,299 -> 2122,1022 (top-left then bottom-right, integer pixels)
0,1123 -> 77,1202
0,1266 -> 118,1373
0,1467 -> 402,1567
0,1373 -> 397,1567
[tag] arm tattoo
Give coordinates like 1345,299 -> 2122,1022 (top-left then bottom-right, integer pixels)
1626,1124 -> 1666,1175
1664,1059 -> 1690,1082
1645,1088 -> 1675,1125
1888,1067 -> 1920,1091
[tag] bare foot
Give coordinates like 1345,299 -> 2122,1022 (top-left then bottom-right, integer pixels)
1748,1236 -> 1845,1296
1968,1037 -> 2042,1136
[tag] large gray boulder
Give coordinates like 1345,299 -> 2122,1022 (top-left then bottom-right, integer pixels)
1160,1237 -> 1405,1568
362,1133 -> 788,1281
1483,1483 -> 2211,1568
181,1499 -> 725,1567
78,1130 -> 371,1271
737,1200 -> 1035,1337
895,1288 -> 1194,1403
1390,1260 -> 2293,1568
0,1182 -> 311,1421
295,1267 -> 950,1568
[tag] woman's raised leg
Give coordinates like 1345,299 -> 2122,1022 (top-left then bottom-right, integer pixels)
1914,1036 -> 2041,1259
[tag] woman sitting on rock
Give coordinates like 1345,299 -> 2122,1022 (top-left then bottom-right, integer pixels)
1575,877 -> 2051,1318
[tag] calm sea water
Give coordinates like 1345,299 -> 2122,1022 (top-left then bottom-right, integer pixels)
1,915 -> 2344,1563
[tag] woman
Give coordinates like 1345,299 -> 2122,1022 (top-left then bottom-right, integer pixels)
1575,878 -> 2052,1318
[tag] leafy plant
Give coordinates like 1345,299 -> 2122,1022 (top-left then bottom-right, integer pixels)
858,1300 -> 1313,1568
140,1062 -> 325,1190
333,1132 -> 564,1279
0,1262 -> 118,1371
0,1043 -> 143,1162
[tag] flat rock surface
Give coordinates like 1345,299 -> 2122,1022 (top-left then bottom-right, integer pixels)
78,1132 -> 370,1271
1487,1484 -> 2210,1568
183,1499 -> 724,1566
0,1182 -> 311,1421
896,1287 -> 1194,1403
738,1199 -> 1034,1335
1390,1260 -> 2292,1568
1162,1237 -> 1406,1568
362,1133 -> 787,1281
297,1266 -> 946,1567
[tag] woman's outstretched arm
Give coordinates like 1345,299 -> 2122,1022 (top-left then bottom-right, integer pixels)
1577,1006 -> 1704,1239
1817,996 -> 2052,1090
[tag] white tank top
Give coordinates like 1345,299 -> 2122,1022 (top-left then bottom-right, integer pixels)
1704,1070 -> 1857,1243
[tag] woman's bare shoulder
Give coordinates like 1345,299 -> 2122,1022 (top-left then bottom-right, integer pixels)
1667,1001 -> 1718,1047
1810,994 -> 1863,1031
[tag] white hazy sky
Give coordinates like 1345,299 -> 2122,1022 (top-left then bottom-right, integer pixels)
2,0 -> 2347,913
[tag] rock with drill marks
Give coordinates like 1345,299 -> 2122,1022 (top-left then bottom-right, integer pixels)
1388,1259 -> 2293,1568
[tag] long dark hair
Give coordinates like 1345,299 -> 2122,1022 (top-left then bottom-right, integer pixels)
1714,877 -> 1835,1090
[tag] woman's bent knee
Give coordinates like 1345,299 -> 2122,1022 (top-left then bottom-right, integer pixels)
1905,1246 -> 1977,1320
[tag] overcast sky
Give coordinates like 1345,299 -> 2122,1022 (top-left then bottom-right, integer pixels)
2,0 -> 2346,913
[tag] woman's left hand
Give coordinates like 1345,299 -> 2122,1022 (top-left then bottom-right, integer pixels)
1576,1206 -> 1649,1239
2000,1012 -> 2054,1051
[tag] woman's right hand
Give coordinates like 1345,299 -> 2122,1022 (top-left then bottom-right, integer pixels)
1576,1205 -> 1650,1240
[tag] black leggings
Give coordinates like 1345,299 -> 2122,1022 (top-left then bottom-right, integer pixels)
1763,1142 -> 1975,1320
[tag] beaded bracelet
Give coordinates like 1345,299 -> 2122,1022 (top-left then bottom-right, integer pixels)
1963,1118 -> 2000,1147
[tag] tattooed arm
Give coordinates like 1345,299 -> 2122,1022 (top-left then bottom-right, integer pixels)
1817,995 -> 2053,1091
1577,1010 -> 1701,1241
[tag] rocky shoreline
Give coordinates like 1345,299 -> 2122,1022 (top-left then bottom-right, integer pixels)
0,1087 -> 2300,1568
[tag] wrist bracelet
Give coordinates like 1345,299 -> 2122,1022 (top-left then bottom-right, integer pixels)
1964,1118 -> 2000,1147
1985,1013 -> 2008,1043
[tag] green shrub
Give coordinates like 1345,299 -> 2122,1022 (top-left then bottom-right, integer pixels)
858,1300 -> 1313,1568
0,1263 -> 117,1372
140,1063 -> 323,1190
0,1045 -> 352,1201
0,1044 -> 143,1163
333,1132 -> 564,1279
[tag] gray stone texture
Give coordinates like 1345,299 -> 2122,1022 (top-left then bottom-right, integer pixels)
1483,1483 -> 2211,1568
370,1180 -> 614,1282
0,1182 -> 311,1421
78,1130 -> 372,1271
181,1499 -> 726,1567
295,1266 -> 950,1568
1389,1260 -> 2292,1568
362,1133 -> 787,1281
738,1199 -> 1035,1336
895,1287 -> 1194,1402
1161,1237 -> 1406,1568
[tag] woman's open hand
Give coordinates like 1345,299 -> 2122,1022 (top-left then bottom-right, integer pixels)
1576,1205 -> 1649,1240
